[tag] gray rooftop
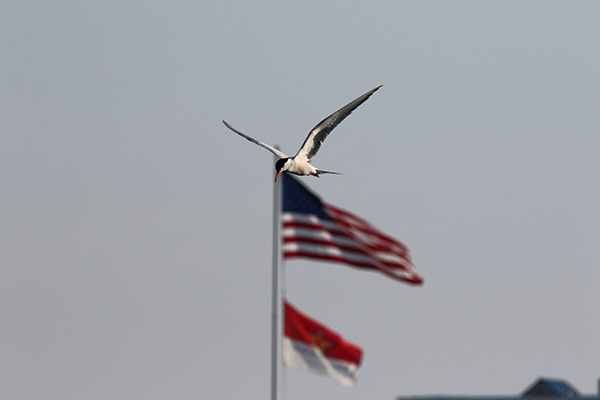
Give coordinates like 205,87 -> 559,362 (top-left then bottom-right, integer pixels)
397,378 -> 599,400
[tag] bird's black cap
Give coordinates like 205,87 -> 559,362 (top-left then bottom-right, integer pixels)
275,158 -> 289,171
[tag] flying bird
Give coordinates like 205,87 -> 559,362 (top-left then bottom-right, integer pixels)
223,85 -> 382,182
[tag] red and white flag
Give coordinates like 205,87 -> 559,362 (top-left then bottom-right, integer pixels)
283,301 -> 363,386
281,173 -> 423,285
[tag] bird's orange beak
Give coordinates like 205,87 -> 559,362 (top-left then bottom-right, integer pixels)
274,170 -> 282,182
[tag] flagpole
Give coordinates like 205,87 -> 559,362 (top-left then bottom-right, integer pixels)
271,147 -> 282,400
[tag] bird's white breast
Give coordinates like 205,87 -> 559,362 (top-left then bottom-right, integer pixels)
288,158 -> 317,176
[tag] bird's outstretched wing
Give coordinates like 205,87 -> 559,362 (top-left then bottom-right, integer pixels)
294,85 -> 382,163
222,120 -> 288,159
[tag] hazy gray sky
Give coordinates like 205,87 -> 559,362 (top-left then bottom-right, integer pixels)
2,2 -> 599,400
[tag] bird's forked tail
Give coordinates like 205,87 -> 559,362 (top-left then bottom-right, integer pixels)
314,169 -> 343,178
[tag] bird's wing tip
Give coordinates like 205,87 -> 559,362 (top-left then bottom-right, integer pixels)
222,120 -> 236,131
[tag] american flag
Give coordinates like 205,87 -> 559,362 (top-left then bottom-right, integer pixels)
281,173 -> 423,285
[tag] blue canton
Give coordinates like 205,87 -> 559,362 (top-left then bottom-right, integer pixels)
281,173 -> 330,220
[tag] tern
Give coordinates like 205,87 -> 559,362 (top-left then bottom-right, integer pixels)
223,85 -> 382,182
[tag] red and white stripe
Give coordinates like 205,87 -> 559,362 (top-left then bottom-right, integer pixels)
282,204 -> 422,285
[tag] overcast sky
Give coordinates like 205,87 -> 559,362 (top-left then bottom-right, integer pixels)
2,2 -> 599,400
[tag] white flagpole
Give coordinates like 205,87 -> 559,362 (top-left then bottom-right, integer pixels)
271,148 -> 282,400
